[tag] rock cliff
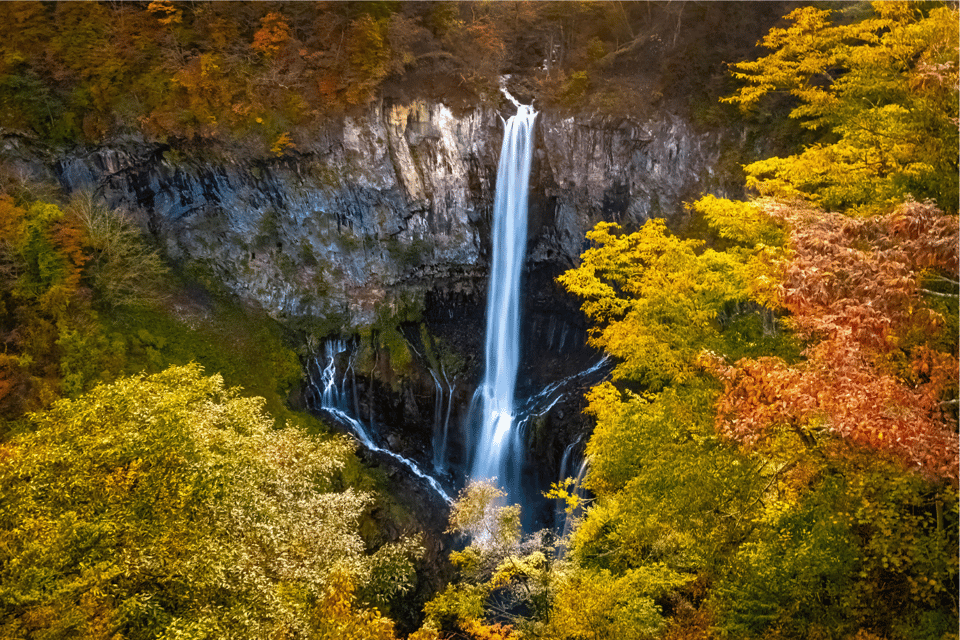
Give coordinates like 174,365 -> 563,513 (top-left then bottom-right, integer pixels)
3,99 -> 731,330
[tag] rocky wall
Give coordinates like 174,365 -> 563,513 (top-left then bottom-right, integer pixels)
2,98 -> 729,330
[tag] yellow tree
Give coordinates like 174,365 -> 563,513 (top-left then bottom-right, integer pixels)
725,2 -> 959,213
0,365 -> 419,639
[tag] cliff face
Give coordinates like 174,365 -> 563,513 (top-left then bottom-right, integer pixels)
2,101 -> 734,527
5,100 -> 729,329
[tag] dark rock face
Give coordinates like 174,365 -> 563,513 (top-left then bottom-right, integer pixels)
1,100 -> 731,528
4,100 -> 728,327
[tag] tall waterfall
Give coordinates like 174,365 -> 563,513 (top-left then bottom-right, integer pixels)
470,104 -> 537,497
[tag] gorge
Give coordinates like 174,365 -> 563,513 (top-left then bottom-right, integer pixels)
1,3 -> 956,638
2,94 -> 735,526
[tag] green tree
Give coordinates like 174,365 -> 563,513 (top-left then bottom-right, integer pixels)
0,365 -> 420,639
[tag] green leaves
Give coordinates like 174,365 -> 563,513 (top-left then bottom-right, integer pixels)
576,382 -> 765,573
0,365 -> 417,639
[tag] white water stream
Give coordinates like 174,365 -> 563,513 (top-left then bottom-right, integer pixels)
469,104 -> 538,498
308,340 -> 452,504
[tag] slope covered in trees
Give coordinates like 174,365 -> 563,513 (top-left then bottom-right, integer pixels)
0,166 -> 427,639
1,365 -> 420,639
552,2 -> 959,638
0,1 -> 792,151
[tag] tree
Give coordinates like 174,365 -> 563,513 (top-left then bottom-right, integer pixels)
725,2 -> 960,213
0,365 -> 420,639
709,199 -> 959,481
554,3 -> 959,637
555,215 -> 782,390
68,192 -> 169,309
558,200 -> 957,636
252,11 -> 292,58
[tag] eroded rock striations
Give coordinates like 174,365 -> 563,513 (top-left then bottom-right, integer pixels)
3,99 -> 728,330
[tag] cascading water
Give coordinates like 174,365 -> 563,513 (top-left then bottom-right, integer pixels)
429,367 -> 457,474
306,340 -> 452,503
469,103 -> 537,499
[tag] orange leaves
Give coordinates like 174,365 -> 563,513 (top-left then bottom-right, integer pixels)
714,346 -> 958,480
270,131 -> 296,158
52,210 -> 87,292
147,1 -> 181,26
252,12 -> 291,58
0,194 -> 26,244
714,200 -> 959,482
772,201 -> 957,348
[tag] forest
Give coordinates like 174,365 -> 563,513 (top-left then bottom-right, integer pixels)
0,1 -> 957,639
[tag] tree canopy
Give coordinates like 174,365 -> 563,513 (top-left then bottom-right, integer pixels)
0,364 -> 420,639
552,2 -> 959,637
725,2 -> 959,213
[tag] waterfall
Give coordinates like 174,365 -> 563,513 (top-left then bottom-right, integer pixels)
306,340 -> 452,504
469,104 -> 537,498
430,366 -> 457,474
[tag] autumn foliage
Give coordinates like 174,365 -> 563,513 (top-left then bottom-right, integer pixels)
556,6 -> 959,626
710,200 -> 959,481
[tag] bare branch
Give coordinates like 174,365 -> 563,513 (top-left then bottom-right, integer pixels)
920,288 -> 959,298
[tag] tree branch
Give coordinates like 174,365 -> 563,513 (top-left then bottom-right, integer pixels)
920,288 -> 959,298
931,275 -> 959,286
595,35 -> 650,68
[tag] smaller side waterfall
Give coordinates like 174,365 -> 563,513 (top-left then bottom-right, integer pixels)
306,340 -> 452,503
429,367 -> 457,474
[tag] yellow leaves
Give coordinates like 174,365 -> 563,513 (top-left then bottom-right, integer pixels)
726,1 -> 959,212
547,478 -> 585,513
147,0 -> 181,26
271,131 -> 296,157
312,569 -> 397,640
560,217 -> 774,390
548,568 -> 668,640
448,480 -> 522,549
690,195 -> 786,248
460,618 -> 515,640
450,547 -> 482,572
490,551 -> 547,590
584,380 -> 625,421
2,364 -> 412,638
407,625 -> 441,640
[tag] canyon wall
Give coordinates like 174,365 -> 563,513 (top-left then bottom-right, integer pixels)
3,99 -> 731,329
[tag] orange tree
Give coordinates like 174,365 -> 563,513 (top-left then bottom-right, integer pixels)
557,2 -> 958,637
